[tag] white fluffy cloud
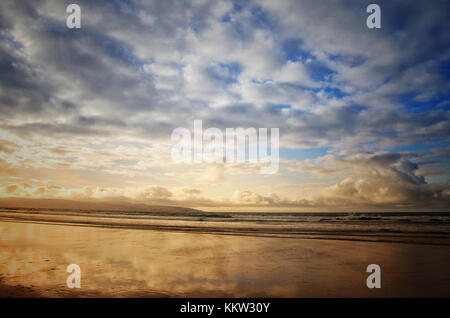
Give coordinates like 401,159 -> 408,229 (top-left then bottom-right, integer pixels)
0,0 -> 449,210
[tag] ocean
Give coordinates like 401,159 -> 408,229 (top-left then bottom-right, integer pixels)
1,208 -> 449,245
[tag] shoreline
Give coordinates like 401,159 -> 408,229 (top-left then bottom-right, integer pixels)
1,220 -> 450,298
1,215 -> 450,246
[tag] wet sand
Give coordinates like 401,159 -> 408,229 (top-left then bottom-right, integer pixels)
1,221 -> 450,297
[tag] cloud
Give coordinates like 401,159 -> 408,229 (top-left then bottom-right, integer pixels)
1,0 -> 449,149
138,186 -> 173,201
0,0 -> 449,211
285,151 -> 449,208
3,150 -> 447,210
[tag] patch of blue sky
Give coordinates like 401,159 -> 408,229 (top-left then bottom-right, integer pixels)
280,39 -> 336,83
36,12 -> 144,69
218,61 -> 242,77
321,86 -> 350,99
439,58 -> 450,79
206,61 -> 242,85
221,0 -> 246,23
266,104 -> 292,115
348,104 -> 367,113
282,39 -> 313,63
222,3 -> 273,41
306,61 -> 336,82
91,34 -> 144,67
1,33 -> 22,50
280,146 -> 331,161
398,92 -> 450,114
302,84 -> 349,100
389,143 -> 440,154
388,142 -> 449,173
248,5 -> 274,30
38,14 -> 80,34
221,7 -> 250,40
327,53 -> 367,68
250,78 -> 273,84
106,0 -> 138,14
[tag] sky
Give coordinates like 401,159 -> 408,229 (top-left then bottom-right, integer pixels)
0,0 -> 449,211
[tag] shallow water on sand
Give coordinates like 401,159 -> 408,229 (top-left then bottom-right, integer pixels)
1,221 -> 450,297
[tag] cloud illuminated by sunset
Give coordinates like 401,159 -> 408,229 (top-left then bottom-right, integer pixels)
0,0 -> 449,211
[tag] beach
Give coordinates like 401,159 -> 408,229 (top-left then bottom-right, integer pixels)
1,211 -> 450,297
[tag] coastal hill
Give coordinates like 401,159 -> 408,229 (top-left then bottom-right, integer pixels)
0,197 -> 202,214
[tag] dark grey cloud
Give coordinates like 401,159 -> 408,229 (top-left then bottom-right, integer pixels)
0,0 -> 448,157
